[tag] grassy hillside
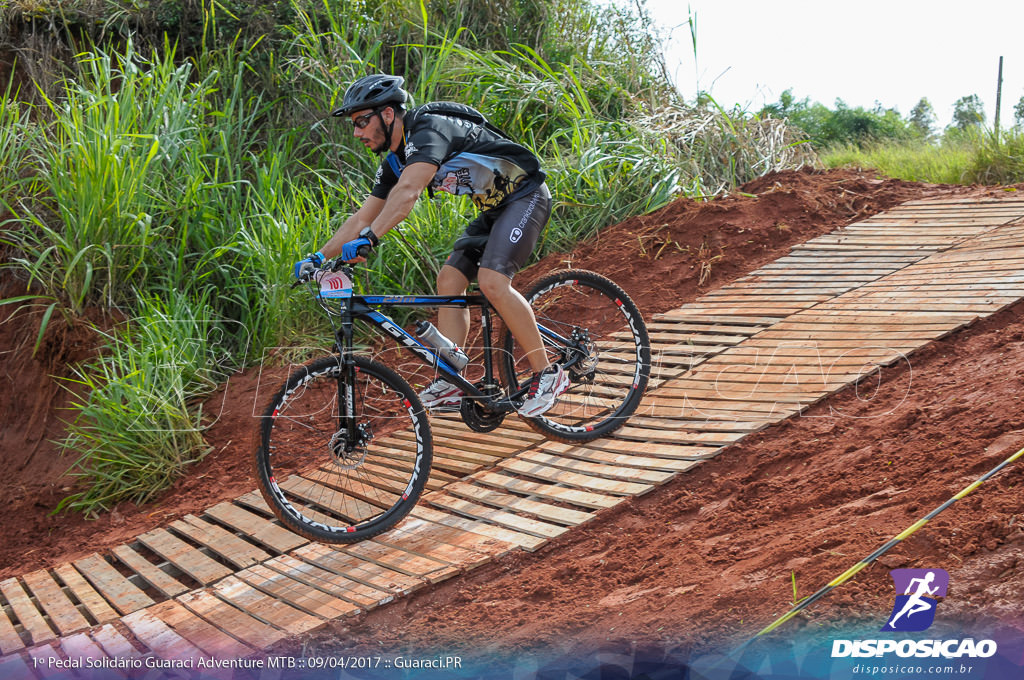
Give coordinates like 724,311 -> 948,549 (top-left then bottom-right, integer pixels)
0,0 -> 814,512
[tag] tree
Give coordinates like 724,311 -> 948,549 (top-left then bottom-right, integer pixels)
759,92 -> 913,148
951,95 -> 985,130
909,98 -> 936,138
1014,96 -> 1024,129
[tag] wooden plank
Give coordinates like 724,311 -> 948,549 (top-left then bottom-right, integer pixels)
472,471 -> 622,509
591,422 -> 750,445
764,319 -> 967,331
653,311 -> 785,324
539,442 -> 703,473
50,564 -> 119,626
642,397 -> 799,420
90,623 -> 143,660
72,553 -> 154,616
754,329 -> 949,341
59,632 -> 110,667
290,543 -> 427,595
427,493 -> 567,539
21,570 -> 89,636
446,481 -> 594,525
0,591 -> 26,654
263,555 -> 394,610
583,437 -> 724,460
170,514 -> 271,569
110,544 -> 190,598
177,588 -> 285,651
392,430 -> 522,460
499,457 -> 654,495
0,577 -> 54,645
340,540 -> 458,584
516,450 -> 674,485
212,575 -> 322,636
390,514 -> 517,562
121,607 -> 206,660
137,527 -> 234,586
204,501 -> 306,553
236,564 -> 358,620
433,420 -> 541,447
370,517 -> 494,569
714,344 -> 906,359
148,598 -> 254,658
410,506 -> 548,552
623,412 -> 771,432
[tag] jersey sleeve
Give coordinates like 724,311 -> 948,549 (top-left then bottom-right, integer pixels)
369,157 -> 399,199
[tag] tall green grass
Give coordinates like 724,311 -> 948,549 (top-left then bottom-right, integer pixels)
822,141 -> 974,184
1,0 -> 814,513
0,78 -> 41,209
57,291 -> 221,512
821,128 -> 1024,185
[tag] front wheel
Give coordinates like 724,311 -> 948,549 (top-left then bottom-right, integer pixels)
501,269 -> 651,442
254,355 -> 432,543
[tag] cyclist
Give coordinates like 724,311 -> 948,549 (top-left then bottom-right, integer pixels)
294,74 -> 568,417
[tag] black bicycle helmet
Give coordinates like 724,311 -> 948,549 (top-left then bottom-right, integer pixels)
332,74 -> 408,117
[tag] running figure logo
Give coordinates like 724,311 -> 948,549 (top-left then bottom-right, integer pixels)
882,569 -> 949,632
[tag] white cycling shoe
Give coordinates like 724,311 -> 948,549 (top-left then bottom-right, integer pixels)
419,378 -> 464,411
518,365 -> 570,417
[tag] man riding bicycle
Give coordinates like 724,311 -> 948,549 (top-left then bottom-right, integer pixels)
294,74 -> 568,417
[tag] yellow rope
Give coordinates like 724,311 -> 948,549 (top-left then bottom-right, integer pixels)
751,444 -> 1024,640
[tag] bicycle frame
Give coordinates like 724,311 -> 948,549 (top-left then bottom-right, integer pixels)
341,293 -> 505,405
302,266 -> 589,447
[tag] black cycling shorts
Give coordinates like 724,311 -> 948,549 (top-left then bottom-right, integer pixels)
445,183 -> 552,280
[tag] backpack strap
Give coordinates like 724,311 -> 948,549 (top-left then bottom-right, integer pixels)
386,152 -> 404,177
408,102 -> 514,140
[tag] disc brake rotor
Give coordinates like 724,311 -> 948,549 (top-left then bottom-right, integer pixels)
327,424 -> 371,469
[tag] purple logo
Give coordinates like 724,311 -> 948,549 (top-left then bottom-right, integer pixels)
882,569 -> 949,632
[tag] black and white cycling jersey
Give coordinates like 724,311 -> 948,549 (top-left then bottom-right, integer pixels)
370,106 -> 546,211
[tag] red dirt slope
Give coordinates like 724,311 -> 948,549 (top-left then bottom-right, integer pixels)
0,164 -> 1016,645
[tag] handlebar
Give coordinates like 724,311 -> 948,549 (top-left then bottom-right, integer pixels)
291,258 -> 358,288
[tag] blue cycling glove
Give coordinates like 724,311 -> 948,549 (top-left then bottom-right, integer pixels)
342,237 -> 373,261
294,251 -> 325,279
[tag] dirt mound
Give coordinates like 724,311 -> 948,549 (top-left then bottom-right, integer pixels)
0,166 -> 1014,632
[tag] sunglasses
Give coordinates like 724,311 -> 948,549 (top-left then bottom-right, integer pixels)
351,109 -> 381,129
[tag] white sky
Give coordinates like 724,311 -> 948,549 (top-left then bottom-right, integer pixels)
641,0 -> 1024,129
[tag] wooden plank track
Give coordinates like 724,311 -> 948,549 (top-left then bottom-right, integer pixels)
71,554 -> 154,616
9,194 -> 1024,663
0,578 -> 55,646
20,570 -> 89,636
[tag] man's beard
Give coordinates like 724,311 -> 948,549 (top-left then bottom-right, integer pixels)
372,136 -> 389,154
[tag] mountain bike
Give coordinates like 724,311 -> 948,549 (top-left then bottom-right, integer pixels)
254,257 -> 651,543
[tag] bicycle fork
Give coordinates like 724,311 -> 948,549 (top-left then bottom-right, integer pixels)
335,300 -> 364,454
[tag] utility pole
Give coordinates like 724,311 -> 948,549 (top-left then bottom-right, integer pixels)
994,56 -> 1004,141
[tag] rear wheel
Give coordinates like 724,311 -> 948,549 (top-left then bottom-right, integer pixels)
254,355 -> 432,543
501,269 -> 651,442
